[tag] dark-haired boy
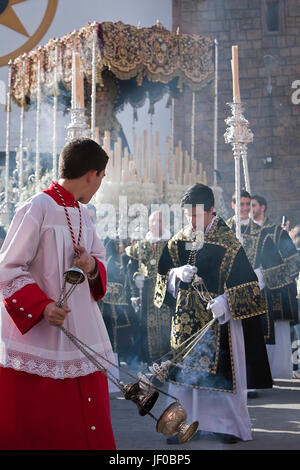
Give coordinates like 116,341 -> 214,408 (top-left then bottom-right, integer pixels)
0,138 -> 116,450
226,189 -> 259,237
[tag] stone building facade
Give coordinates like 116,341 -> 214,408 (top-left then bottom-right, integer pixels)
172,0 -> 300,226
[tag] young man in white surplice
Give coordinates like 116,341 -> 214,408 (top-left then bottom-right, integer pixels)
0,138 -> 116,450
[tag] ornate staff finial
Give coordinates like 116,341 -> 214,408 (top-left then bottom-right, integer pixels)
224,45 -> 253,242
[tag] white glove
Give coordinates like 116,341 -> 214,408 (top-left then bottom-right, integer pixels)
296,274 -> 300,299
131,297 -> 140,312
207,294 -> 229,324
254,267 -> 266,290
134,273 -> 145,289
174,264 -> 198,283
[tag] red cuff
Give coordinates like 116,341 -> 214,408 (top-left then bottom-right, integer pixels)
89,258 -> 107,301
3,283 -> 54,335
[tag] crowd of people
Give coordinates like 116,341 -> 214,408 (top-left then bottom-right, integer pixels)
0,138 -> 299,450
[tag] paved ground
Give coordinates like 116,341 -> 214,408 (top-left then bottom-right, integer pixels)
109,373 -> 300,451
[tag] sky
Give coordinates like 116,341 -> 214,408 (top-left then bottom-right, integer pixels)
0,0 -> 172,154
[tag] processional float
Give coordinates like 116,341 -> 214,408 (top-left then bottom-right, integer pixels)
0,20 -> 229,226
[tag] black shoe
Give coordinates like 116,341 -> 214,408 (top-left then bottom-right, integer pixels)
214,433 -> 238,444
166,435 -> 179,445
247,391 -> 258,399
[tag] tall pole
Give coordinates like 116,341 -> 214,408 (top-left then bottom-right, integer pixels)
170,97 -> 175,157
35,50 -> 42,193
52,40 -> 58,181
191,91 -> 195,161
241,144 -> 251,194
233,142 -> 241,242
91,21 -> 97,141
66,32 -> 90,142
18,55 -> 26,199
213,39 -> 219,187
224,103 -> 253,242
4,61 -> 12,208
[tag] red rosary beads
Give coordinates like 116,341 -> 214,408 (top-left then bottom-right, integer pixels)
53,182 -> 82,256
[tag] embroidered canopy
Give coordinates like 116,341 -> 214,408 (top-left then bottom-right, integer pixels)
10,20 -> 215,107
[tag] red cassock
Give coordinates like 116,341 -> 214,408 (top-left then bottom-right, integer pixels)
0,183 -> 116,450
0,368 -> 115,450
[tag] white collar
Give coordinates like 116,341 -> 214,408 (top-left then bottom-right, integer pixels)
205,215 -> 217,235
234,216 -> 250,226
254,219 -> 264,226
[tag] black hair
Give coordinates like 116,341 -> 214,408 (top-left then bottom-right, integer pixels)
58,138 -> 108,179
181,183 -> 214,211
251,194 -> 268,212
231,189 -> 251,204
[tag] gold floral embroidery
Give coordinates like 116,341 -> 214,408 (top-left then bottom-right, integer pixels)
168,323 -> 236,393
262,263 -> 291,290
226,217 -> 261,268
243,234 -> 260,268
284,252 -> 300,279
154,272 -> 170,308
225,281 -> 267,320
146,278 -> 172,360
102,282 -> 128,305
127,240 -> 166,278
167,239 -> 180,268
11,21 -> 214,106
170,290 -> 220,374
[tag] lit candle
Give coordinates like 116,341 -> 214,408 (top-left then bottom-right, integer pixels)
231,45 -> 241,103
165,137 -> 170,185
165,172 -> 169,200
138,137 -> 143,180
143,130 -> 148,182
129,160 -> 135,180
174,145 -> 179,183
198,162 -> 203,182
72,52 -> 84,108
184,151 -> 190,175
178,140 -> 183,185
123,149 -> 129,181
156,158 -> 163,201
192,160 -> 197,184
94,126 -> 100,143
103,130 -> 110,153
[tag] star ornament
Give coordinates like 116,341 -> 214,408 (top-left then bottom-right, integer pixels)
0,0 -> 58,66
0,0 -> 29,37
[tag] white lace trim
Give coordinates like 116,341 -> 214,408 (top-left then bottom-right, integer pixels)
0,276 -> 35,300
0,348 -> 113,379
